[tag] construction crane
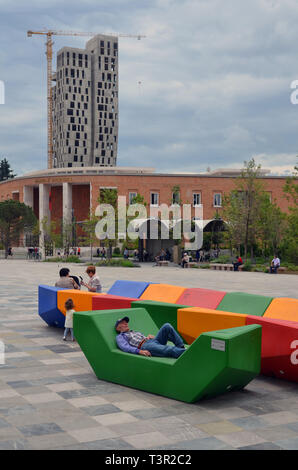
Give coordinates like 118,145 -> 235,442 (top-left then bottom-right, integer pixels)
27,29 -> 145,169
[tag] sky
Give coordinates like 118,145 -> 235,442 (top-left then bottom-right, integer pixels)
0,0 -> 298,176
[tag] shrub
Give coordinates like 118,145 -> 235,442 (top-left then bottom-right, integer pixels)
96,259 -> 139,268
210,255 -> 230,264
241,261 -> 252,272
199,264 -> 210,269
44,255 -> 82,263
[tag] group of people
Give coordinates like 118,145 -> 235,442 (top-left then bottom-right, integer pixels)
54,264 -> 186,359
55,265 -> 102,342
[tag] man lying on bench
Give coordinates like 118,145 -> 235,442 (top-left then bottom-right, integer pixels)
115,316 -> 185,358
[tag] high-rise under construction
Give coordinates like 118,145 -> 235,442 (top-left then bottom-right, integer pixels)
52,34 -> 118,168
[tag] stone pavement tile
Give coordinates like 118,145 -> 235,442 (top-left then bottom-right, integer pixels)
57,388 -> 101,400
0,425 -> 25,441
178,410 -> 225,426
112,399 -> 156,412
0,389 -> 20,399
39,358 -> 71,365
210,407 -> 253,420
153,436 -> 232,450
23,392 -> 64,404
93,412 -> 139,426
32,376 -> 73,386
56,373 -> 94,383
60,351 -> 84,358
46,381 -> 84,393
46,345 -> 81,354
272,398 -> 298,412
0,401 -> 36,416
67,396 -> 110,408
261,411 -> 298,426
198,420 -> 243,436
14,386 -> 53,396
106,420 -> 157,438
239,401 -> 284,416
130,407 -> 173,420
103,391 -> 141,403
27,432 -> 79,450
131,390 -> 180,407
214,430 -> 268,448
28,349 -> 56,358
84,438 -> 135,450
0,417 -> 10,428
54,415 -> 104,432
17,422 -> 64,437
57,443 -> 89,450
68,425 -> 118,443
57,368 -> 89,376
254,424 -> 298,442
122,431 -> 173,449
5,411 -> 62,427
81,404 -> 122,416
230,415 -> 269,431
5,352 -> 31,359
6,380 -> 33,389
0,439 -> 32,450
84,382 -> 129,395
33,398 -> 83,415
274,437 -> 298,450
150,418 -> 209,443
30,338 -> 62,346
238,442 -> 283,450
286,421 -> 298,432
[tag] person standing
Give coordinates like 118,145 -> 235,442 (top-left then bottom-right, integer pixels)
63,298 -> 75,341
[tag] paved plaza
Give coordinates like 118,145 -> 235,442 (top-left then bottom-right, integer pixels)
0,260 -> 298,450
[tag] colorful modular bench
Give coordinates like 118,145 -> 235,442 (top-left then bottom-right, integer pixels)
38,280 -> 298,387
73,307 -> 262,403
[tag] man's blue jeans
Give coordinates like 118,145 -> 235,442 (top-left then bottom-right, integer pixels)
140,323 -> 185,358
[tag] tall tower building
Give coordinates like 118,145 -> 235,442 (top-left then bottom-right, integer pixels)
52,34 -> 118,168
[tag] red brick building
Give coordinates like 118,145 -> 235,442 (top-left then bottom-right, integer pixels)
0,166 -> 293,256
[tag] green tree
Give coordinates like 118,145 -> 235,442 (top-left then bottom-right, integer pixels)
171,185 -> 181,205
256,195 -> 286,258
282,159 -> 298,263
222,159 -> 267,260
79,211 -> 99,262
0,158 -> 16,181
40,217 -> 62,258
97,188 -> 118,259
130,193 -> 147,206
0,200 -> 36,258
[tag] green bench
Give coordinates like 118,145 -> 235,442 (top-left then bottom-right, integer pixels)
216,292 -> 273,316
131,299 -> 188,332
74,307 -> 262,403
